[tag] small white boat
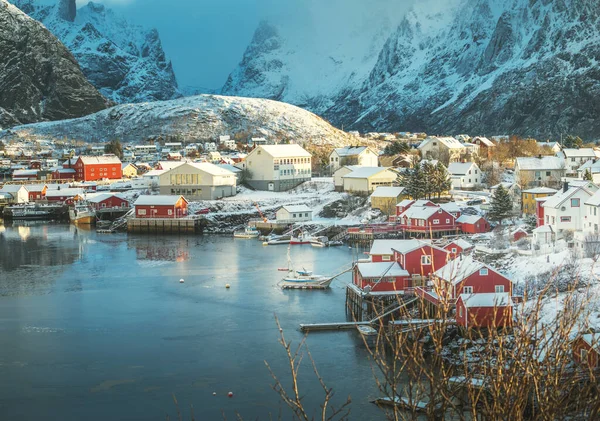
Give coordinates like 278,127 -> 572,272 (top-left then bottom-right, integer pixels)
357,325 -> 378,347
310,236 -> 329,248
233,226 -> 260,238
69,203 -> 96,225
262,235 -> 291,245
279,269 -> 334,289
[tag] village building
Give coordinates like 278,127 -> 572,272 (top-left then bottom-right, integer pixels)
572,333 -> 600,368
353,262 -> 410,293
12,169 -> 39,181
577,159 -> 600,183
369,239 -> 407,262
133,195 -> 188,218
88,193 -> 130,211
397,204 -> 458,237
514,156 -> 565,188
444,239 -> 474,256
439,202 -> 462,219
456,214 -> 491,234
557,148 -> 599,174
275,205 -> 313,223
537,141 -> 561,154
24,184 -> 48,202
328,146 -> 378,171
72,156 -> 123,182
532,224 -> 555,248
378,154 -> 411,168
45,188 -> 85,203
417,137 -> 466,163
542,182 -> 598,236
447,162 -> 481,190
216,164 -> 242,181
121,163 -> 138,178
0,185 -> 29,204
134,145 -> 158,155
244,145 -> 312,192
51,167 -> 76,180
455,293 -> 513,329
391,240 -> 450,282
158,162 -> 237,200
370,186 -> 406,215
156,161 -> 183,171
521,187 -> 557,215
167,152 -> 182,161
339,167 -> 397,194
471,137 -> 496,160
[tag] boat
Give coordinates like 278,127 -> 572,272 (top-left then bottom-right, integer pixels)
69,203 -> 96,225
357,325 -> 378,347
262,235 -> 291,245
310,236 -> 329,248
328,240 -> 344,247
3,203 -> 64,220
290,232 -> 312,245
278,246 -> 333,289
233,226 -> 260,238
371,396 -> 441,412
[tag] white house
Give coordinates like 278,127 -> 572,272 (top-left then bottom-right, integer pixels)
542,182 -> 598,236
514,156 -> 565,188
244,144 -> 312,191
537,141 -> 561,153
340,167 -> 397,194
276,205 -> 313,223
0,185 -> 28,204
158,162 -> 236,200
577,159 -> 600,183
417,137 -> 466,162
558,148 -> 600,174
447,162 -> 481,190
219,135 -> 236,150
204,142 -> 218,152
328,146 -> 379,171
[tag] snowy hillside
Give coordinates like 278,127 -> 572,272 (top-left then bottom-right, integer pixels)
0,94 -> 357,146
12,0 -> 180,104
224,0 -> 600,140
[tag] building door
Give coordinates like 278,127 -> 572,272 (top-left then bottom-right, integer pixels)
268,183 -> 274,191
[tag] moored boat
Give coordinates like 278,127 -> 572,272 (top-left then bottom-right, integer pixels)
69,203 -> 96,225
233,226 -> 260,238
3,203 -> 66,220
278,270 -> 334,289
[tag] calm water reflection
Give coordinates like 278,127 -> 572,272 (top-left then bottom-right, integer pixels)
0,223 -> 382,420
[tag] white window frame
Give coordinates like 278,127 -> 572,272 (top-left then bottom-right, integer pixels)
138,209 -> 146,216
421,255 -> 431,265
495,285 -> 504,293
433,219 -> 439,224
480,268 -> 489,276
382,255 -> 391,261
463,286 -> 473,294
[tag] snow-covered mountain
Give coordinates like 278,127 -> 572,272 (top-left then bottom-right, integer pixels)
13,0 -> 181,104
0,95 -> 356,146
0,0 -> 108,127
224,0 -> 600,140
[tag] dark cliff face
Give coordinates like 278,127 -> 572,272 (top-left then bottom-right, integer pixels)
0,0 -> 107,127
11,0 -> 181,105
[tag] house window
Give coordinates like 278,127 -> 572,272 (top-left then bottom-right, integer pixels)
535,171 -> 540,178
571,198 -> 580,207
463,286 -> 473,294
138,209 -> 146,215
168,209 -> 173,215
595,208 -> 597,216
479,268 -> 489,276
305,213 -> 308,217
446,219 -> 450,223
421,255 -> 431,265
495,285 -> 504,293
382,256 -> 391,261
433,219 -> 439,224
581,348 -> 588,364
546,171 -> 551,177
101,203 -> 106,208
560,216 -> 571,222
451,248 -> 457,254
459,307 -> 463,317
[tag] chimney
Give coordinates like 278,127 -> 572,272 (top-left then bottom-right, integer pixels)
563,181 -> 569,193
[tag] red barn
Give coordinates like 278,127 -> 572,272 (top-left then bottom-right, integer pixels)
133,195 -> 188,218
25,184 -> 47,201
398,205 -> 458,237
432,256 -> 513,300
392,240 -> 450,278
455,293 -> 513,328
88,193 -> 130,211
353,262 -> 410,292
456,215 -> 490,234
73,156 -> 122,182
572,334 -> 600,368
444,239 -> 474,257
52,168 -> 76,180
45,188 -> 85,203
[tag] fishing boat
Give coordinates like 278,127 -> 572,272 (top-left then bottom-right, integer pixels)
69,203 -> 96,225
357,325 -> 378,347
290,232 -> 312,245
262,235 -> 291,245
278,246 -> 333,289
3,203 -> 63,220
233,226 -> 260,238
310,236 -> 329,248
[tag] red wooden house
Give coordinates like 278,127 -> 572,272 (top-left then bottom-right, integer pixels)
25,184 -> 47,201
369,239 -> 405,262
88,193 -> 130,211
456,215 -> 490,234
45,188 -> 85,203
12,169 -> 39,180
444,239 -> 474,257
392,239 -> 450,278
572,333 -> 600,368
398,205 -> 458,237
353,262 -> 410,292
73,156 -> 122,182
29,160 -> 43,170
536,197 -> 548,227
52,168 -> 76,180
133,195 -> 188,218
455,293 -> 513,328
512,227 -> 529,242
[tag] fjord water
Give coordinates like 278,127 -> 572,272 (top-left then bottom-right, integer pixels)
0,223 -> 381,420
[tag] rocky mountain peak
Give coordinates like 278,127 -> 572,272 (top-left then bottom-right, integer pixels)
57,0 -> 75,22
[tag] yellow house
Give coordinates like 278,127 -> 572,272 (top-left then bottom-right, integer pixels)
121,163 -> 138,178
341,167 -> 397,195
522,186 -> 558,215
370,186 -> 406,215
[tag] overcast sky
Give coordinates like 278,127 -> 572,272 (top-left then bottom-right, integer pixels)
74,0 -> 414,91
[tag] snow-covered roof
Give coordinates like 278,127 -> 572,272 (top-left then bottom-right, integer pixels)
216,163 -> 242,173
257,145 -> 311,158
144,169 -> 165,177
585,189 -> 600,207
440,202 -> 461,214
418,137 -> 464,150
13,169 -> 38,176
472,137 -> 495,147
0,185 -> 25,193
134,195 -> 186,206
456,214 -> 484,224
400,205 -> 443,220
370,186 -> 405,198
448,238 -> 473,250
543,184 -> 597,209
54,168 -> 76,174
580,334 -> 600,351
157,161 -> 184,171
448,162 -> 476,175
396,199 -> 415,208
24,184 -> 47,192
87,193 -> 128,203
533,224 -> 553,233
80,155 -> 121,164
561,148 -> 596,158
187,162 -> 235,176
390,239 -> 437,255
122,163 -> 137,169
279,205 -> 312,213
45,188 -> 84,197
356,262 -> 409,279
370,239 -> 406,256
459,293 -> 512,308
333,146 -> 369,157
434,255 -> 499,285
516,156 -> 564,171
342,167 -> 392,179
522,187 -> 558,194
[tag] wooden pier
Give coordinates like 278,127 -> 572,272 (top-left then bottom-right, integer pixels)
299,321 -> 371,332
127,217 -> 205,234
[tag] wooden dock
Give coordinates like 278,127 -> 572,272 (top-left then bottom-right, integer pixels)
299,321 -> 371,332
127,217 -> 204,234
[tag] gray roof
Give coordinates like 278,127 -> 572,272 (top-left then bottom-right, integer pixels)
333,146 -> 369,157
516,156 -> 564,171
134,195 -> 187,206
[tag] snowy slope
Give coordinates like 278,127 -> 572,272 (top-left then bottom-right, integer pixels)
225,0 -> 600,140
0,94 -> 357,146
12,0 -> 180,104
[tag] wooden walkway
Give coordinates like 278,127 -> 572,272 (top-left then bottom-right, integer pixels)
299,321 -> 371,332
